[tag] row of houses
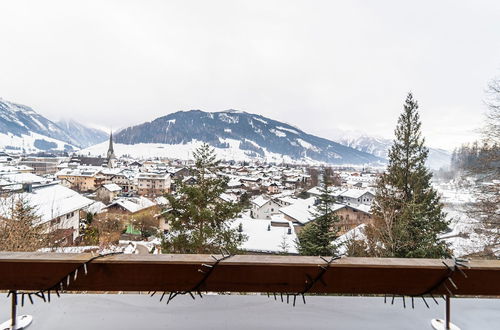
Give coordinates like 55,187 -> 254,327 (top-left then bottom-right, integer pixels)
56,166 -> 172,197
249,190 -> 374,237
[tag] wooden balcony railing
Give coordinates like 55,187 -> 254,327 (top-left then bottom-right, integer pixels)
0,253 -> 499,296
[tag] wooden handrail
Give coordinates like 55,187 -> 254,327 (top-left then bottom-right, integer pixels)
0,253 -> 499,296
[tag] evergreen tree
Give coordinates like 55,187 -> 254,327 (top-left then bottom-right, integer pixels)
367,93 -> 450,258
163,143 -> 244,254
0,195 -> 50,251
296,172 -> 340,256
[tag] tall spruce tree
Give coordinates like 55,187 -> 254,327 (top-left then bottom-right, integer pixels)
296,171 -> 340,256
162,143 -> 244,254
367,93 -> 450,258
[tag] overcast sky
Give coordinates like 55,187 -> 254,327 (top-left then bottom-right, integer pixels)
1,0 -> 499,150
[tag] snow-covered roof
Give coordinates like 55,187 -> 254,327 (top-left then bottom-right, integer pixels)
0,184 -> 93,225
102,183 -> 122,192
100,168 -> 122,176
0,172 -> 48,184
56,167 -> 103,177
232,218 -> 298,254
335,224 -> 367,255
85,201 -> 107,214
278,197 -> 317,224
106,196 -> 155,213
348,203 -> 372,214
220,193 -> 238,203
154,196 -> 169,206
227,178 -> 243,187
307,186 -> 345,197
276,196 -> 297,205
279,198 -> 346,225
251,195 -> 270,208
340,189 -> 373,199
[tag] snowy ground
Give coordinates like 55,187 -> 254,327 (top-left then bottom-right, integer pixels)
79,139 -> 379,168
1,294 -> 498,329
434,180 -> 497,257
81,139 -> 303,164
0,131 -> 77,153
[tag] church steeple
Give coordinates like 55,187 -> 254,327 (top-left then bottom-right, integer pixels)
106,131 -> 116,167
107,131 -> 114,156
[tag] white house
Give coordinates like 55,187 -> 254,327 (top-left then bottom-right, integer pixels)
0,183 -> 93,242
337,189 -> 375,206
250,195 -> 283,219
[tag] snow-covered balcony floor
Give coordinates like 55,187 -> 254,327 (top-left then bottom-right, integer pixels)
1,294 -> 498,330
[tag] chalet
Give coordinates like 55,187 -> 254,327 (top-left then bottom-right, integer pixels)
338,189 -> 375,206
105,196 -> 156,215
169,167 -> 190,179
181,176 -> 197,185
0,183 -> 93,243
96,183 -> 122,203
250,195 -> 282,219
279,197 -> 372,235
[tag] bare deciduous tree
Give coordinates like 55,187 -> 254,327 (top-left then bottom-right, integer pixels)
463,77 -> 500,258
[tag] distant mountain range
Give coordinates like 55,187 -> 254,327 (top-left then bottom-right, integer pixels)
0,98 -> 107,152
97,110 -> 384,165
56,119 -> 108,148
333,132 -> 451,169
0,97 -> 451,168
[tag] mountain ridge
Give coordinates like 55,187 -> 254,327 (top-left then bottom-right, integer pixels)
56,119 -> 108,148
112,109 -> 385,165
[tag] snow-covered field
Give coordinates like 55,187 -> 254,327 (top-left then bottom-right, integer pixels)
80,138 -> 329,165
434,180 -> 497,257
0,131 -> 77,153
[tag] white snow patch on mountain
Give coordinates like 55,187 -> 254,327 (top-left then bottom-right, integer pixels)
253,117 -> 268,124
269,129 -> 286,137
276,126 -> 299,135
80,139 -> 327,165
218,113 -> 239,124
244,139 -> 260,148
296,138 -> 321,152
0,131 -> 77,153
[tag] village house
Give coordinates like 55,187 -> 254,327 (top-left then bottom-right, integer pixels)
279,197 -> 373,235
168,167 -> 190,179
267,182 -> 280,194
105,196 -> 156,215
137,172 -> 171,196
0,183 -> 93,243
95,183 -> 122,203
250,195 -> 283,219
110,170 -> 136,193
337,189 -> 375,206
56,167 -> 106,192
19,158 -> 59,175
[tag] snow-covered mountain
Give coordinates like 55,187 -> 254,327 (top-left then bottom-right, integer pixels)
56,119 -> 108,148
336,134 -> 392,159
0,98 -> 77,153
334,132 -> 451,170
82,110 -> 385,165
